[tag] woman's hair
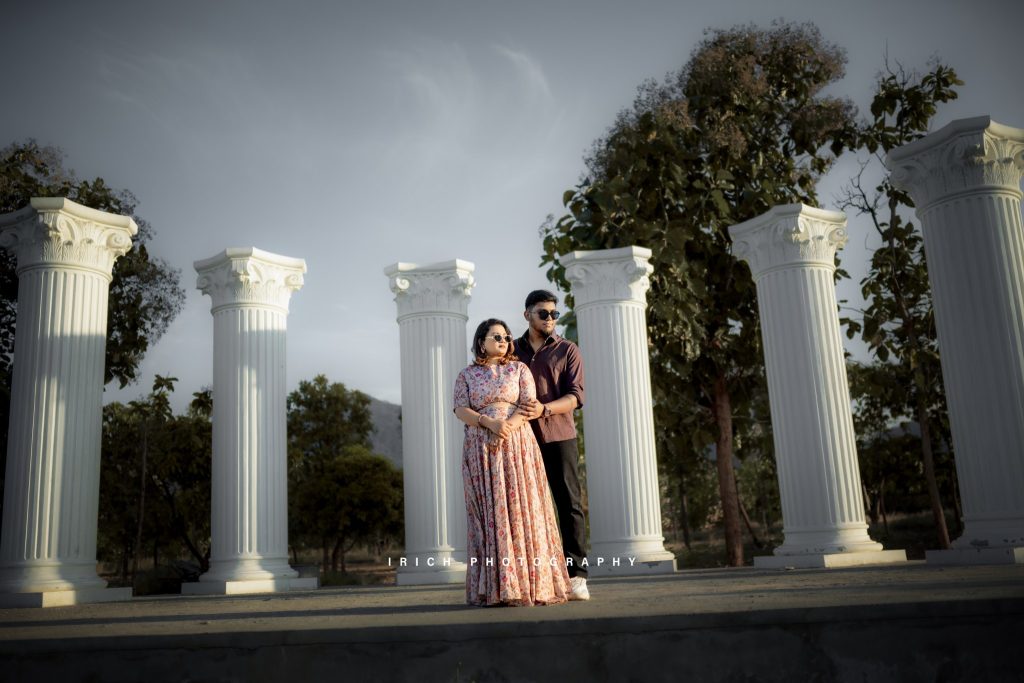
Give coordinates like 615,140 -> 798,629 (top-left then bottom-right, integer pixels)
471,318 -> 518,366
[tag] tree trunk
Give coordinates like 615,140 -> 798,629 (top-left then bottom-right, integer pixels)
880,481 -> 889,536
179,528 -> 207,572
712,374 -> 744,566
736,485 -> 764,549
951,482 -> 963,536
948,454 -> 963,536
331,537 -> 343,573
917,402 -> 950,549
321,540 -> 330,575
679,479 -> 692,550
131,426 -> 148,584
120,549 -> 129,585
863,484 -> 879,526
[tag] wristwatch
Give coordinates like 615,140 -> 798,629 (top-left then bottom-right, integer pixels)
542,404 -> 552,419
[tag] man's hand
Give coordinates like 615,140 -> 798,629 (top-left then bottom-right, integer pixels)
516,398 -> 544,420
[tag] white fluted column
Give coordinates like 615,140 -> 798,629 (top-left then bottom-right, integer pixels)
887,116 -> 1024,565
561,246 -> 676,575
0,198 -> 136,607
731,204 -> 906,568
385,260 -> 472,585
183,248 -> 316,595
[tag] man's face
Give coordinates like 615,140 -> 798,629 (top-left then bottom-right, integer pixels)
525,301 -> 558,337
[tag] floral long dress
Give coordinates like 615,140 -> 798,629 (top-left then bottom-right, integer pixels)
453,360 -> 571,606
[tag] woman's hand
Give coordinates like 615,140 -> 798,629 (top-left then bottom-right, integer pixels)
488,418 -> 514,441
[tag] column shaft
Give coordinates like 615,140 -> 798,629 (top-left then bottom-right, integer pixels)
0,268 -> 108,590
758,266 -> 871,545
562,246 -> 676,575
206,306 -> 291,578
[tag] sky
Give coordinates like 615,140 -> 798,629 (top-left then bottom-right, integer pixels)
2,0 -> 1022,411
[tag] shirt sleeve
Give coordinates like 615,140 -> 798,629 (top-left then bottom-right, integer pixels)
561,343 -> 585,408
517,362 -> 537,404
453,368 -> 470,411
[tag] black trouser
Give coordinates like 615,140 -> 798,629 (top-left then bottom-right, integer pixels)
539,438 -> 588,579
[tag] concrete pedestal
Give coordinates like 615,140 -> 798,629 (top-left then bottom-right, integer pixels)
183,248 -> 314,596
730,204 -> 905,568
385,260 -> 474,585
0,198 -> 138,607
561,246 -> 676,575
888,117 -> 1024,563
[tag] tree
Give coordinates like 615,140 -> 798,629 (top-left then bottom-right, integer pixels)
287,374 -> 373,463
838,61 -> 962,549
0,140 -> 186,502
128,375 -> 177,584
98,380 -> 212,584
848,361 -> 927,535
148,389 -> 213,574
292,446 -> 403,572
542,22 -> 855,565
286,374 -> 377,568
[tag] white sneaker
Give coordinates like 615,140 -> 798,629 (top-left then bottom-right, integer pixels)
569,576 -> 590,601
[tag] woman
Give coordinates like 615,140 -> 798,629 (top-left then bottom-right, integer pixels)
453,318 -> 571,606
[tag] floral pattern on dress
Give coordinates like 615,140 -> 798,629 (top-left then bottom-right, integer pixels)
454,360 -> 571,607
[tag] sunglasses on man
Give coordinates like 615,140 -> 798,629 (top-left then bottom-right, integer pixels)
533,310 -> 560,321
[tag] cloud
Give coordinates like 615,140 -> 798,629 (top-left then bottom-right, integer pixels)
492,44 -> 553,102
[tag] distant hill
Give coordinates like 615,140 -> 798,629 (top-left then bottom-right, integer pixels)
369,397 -> 402,469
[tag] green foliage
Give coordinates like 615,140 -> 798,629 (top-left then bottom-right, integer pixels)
542,21 -> 855,564
99,378 -> 212,583
287,375 -> 402,572
292,446 -> 403,572
287,374 -> 373,463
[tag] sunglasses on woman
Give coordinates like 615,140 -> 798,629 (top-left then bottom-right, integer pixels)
491,335 -> 513,343
534,310 -> 560,321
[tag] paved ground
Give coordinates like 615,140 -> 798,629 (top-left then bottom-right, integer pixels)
1,562 -> 1022,681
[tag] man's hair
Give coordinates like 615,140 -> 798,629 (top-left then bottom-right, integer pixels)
524,289 -> 558,310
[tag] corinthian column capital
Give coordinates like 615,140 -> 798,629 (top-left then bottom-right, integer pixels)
0,197 -> 138,278
560,246 -> 653,308
384,259 -> 475,320
729,204 -> 848,279
194,248 -> 306,313
886,116 -> 1024,210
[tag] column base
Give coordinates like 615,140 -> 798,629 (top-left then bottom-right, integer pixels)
0,587 -> 132,609
926,546 -> 1024,566
754,549 -> 907,569
587,538 -> 678,575
196,557 -> 299,583
396,562 -> 467,586
586,553 -> 677,576
180,577 -> 319,596
0,560 -> 108,594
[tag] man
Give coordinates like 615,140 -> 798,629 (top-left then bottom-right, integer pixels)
515,289 -> 589,601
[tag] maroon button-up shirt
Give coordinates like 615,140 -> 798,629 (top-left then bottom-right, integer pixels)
514,331 -> 584,444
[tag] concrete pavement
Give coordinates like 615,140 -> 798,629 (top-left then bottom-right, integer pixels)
1,562 -> 1022,681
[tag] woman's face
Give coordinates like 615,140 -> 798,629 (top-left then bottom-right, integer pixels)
481,324 -> 511,358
